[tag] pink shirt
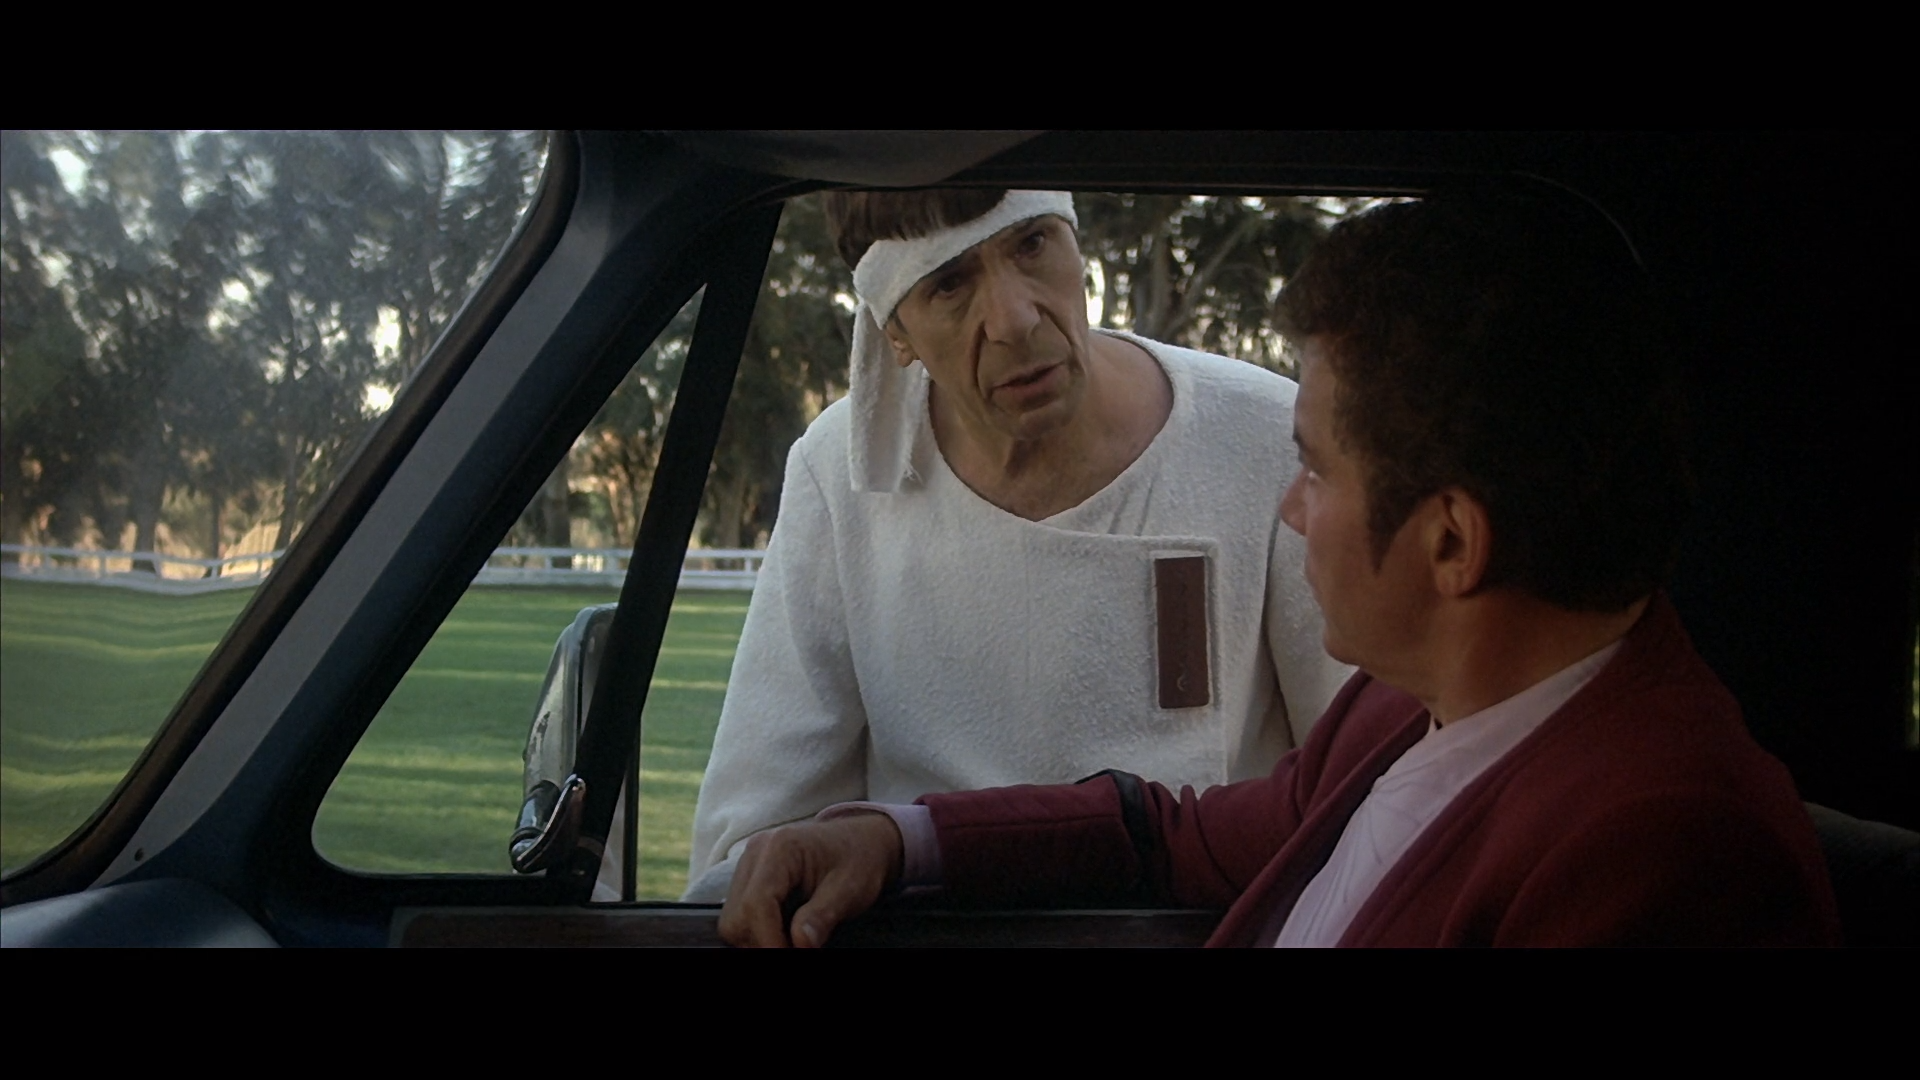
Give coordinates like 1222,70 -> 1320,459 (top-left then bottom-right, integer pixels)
816,801 -> 944,888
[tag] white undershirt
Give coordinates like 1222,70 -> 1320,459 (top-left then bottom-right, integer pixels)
1273,641 -> 1623,947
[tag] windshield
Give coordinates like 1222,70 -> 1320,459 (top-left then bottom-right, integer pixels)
0,130 -> 549,874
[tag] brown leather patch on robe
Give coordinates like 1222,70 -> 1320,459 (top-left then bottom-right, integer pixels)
1154,554 -> 1210,709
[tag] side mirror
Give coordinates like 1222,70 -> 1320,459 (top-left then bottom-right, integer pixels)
509,604 -> 634,901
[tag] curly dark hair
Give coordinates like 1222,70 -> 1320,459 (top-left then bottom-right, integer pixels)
1275,190 -> 1693,612
822,188 -> 1010,270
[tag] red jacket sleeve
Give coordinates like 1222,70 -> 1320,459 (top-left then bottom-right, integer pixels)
919,674 -> 1422,909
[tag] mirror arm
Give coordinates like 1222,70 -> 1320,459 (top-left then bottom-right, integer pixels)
509,775 -> 588,874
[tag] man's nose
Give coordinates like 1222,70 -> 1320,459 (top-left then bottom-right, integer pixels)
977,264 -> 1042,344
1279,472 -> 1306,536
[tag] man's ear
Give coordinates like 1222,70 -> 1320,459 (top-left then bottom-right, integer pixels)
1426,488 -> 1492,598
883,315 -> 916,369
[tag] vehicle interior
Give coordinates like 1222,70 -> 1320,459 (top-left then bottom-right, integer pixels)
1,131 -> 1912,947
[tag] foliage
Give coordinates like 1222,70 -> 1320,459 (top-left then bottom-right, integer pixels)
0,132 -> 93,551
4,138 -> 1375,563
569,294 -> 701,548
574,194 -> 859,552
1077,193 -> 1395,373
0,130 -> 546,559
700,195 -> 854,549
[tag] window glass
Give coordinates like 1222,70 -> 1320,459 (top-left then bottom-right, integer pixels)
0,131 -> 548,875
306,192 -> 1389,897
313,290 -> 707,876
636,193 -> 1391,900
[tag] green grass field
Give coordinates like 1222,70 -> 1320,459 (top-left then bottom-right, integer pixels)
0,578 -> 745,898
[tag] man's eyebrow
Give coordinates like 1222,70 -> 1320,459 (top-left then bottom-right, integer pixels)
920,246 -> 977,288
983,215 -> 1049,248
916,218 -> 1047,293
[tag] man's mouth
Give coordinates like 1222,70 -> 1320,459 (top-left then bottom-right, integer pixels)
996,364 -> 1060,390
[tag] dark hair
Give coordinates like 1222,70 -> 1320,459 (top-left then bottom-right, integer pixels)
1275,189 -> 1692,611
823,188 -> 1010,269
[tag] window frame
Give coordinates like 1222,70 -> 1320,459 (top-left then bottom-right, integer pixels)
7,132 -> 1907,948
1,131 -> 579,903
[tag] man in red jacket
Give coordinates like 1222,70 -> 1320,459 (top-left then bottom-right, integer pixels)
718,190 -> 1840,947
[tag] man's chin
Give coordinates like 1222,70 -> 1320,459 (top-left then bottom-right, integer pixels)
1320,631 -> 1360,668
992,387 -> 1079,440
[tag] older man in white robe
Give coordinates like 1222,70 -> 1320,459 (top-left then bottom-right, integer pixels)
683,190 -> 1349,900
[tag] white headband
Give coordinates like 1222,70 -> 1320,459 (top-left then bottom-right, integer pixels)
845,190 -> 1079,493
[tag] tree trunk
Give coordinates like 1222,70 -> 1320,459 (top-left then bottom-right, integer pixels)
1098,258 -> 1124,330
92,476 -> 129,551
705,467 -> 747,551
537,458 -> 571,568
0,491 -> 20,560
1134,222 -> 1179,342
129,461 -> 163,575
208,484 -> 223,575
272,439 -> 305,553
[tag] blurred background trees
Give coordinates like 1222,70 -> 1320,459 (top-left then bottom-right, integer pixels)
1,130 -> 546,564
1,132 -> 1383,562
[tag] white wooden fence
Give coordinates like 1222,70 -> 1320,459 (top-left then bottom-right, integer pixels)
0,544 -> 765,595
474,547 -> 765,590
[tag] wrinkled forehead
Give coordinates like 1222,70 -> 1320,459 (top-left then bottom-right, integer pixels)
852,190 -> 1078,323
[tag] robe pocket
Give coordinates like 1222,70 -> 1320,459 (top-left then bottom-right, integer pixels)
1153,547 -> 1215,710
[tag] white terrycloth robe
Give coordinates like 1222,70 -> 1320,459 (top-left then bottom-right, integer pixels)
683,333 -> 1352,899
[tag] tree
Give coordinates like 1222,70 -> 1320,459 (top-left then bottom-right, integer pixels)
1076,193 -> 1350,375
1,131 -> 91,553
238,131 -> 548,552
576,295 -> 699,547
25,132 -> 251,568
224,131 -> 392,552
5,142 -> 1373,571
576,196 -> 856,554
699,195 -> 853,549
1,130 -> 549,565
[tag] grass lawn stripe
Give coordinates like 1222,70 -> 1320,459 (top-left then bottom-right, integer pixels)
2,579 -> 746,898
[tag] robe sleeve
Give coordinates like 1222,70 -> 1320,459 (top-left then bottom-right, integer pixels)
683,441 -> 870,901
